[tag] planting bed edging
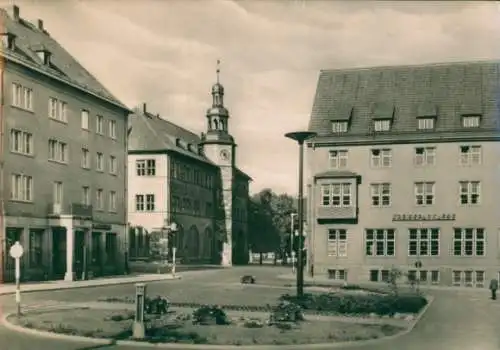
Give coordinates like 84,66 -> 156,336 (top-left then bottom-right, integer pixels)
2,296 -> 434,349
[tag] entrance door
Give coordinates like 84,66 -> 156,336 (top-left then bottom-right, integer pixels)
52,227 -> 67,279
74,231 -> 85,280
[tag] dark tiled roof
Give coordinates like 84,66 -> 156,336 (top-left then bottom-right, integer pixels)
308,60 -> 500,140
0,7 -> 128,110
128,108 -> 216,165
128,107 -> 252,181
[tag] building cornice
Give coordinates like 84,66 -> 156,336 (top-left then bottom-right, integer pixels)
128,149 -> 219,168
3,52 -> 131,113
307,129 -> 500,148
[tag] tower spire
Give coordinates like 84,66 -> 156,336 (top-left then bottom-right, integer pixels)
216,59 -> 220,84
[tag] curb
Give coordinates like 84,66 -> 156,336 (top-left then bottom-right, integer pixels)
0,275 -> 182,296
1,296 -> 434,349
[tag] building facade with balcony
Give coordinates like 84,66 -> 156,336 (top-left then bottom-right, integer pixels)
306,60 -> 500,288
128,73 -> 251,266
0,6 -> 130,282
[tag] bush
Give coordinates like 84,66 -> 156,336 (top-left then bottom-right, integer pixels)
280,292 -> 427,316
241,275 -> 256,284
145,296 -> 170,315
243,319 -> 264,328
192,306 -> 231,325
269,300 -> 304,323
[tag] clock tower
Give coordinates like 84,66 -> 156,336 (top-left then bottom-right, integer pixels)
201,61 -> 236,266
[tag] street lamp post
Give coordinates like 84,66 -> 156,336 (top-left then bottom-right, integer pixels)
290,212 -> 297,269
285,130 -> 317,298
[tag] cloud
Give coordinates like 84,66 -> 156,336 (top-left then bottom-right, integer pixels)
4,0 -> 500,194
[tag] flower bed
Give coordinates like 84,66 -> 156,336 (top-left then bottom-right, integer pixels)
9,307 -> 405,346
279,292 -> 427,316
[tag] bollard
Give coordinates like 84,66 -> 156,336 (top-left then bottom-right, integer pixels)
132,283 -> 147,339
172,247 -> 177,277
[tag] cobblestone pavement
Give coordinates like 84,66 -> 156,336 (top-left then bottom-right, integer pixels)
1,266 -> 500,350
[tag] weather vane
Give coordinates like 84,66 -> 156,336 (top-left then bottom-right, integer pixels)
216,59 -> 221,83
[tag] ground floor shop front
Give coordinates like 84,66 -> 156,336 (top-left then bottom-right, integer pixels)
1,215 -> 126,283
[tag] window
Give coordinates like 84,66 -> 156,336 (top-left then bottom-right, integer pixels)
82,186 -> 90,205
370,149 -> 392,167
11,174 -> 33,201
81,110 -> 89,130
414,147 -> 436,166
96,115 -> 104,134
460,145 -> 481,165
331,121 -> 348,133
320,183 -> 352,207
96,189 -> 104,210
369,270 -> 380,282
462,116 -> 480,128
136,159 -> 156,176
135,194 -> 145,211
374,119 -> 391,132
365,229 -> 395,256
96,152 -> 104,171
109,191 -> 117,212
48,139 -> 67,163
453,270 -> 484,287
327,229 -> 347,257
109,156 -> 117,174
408,228 -> 439,256
146,194 -> 155,211
12,83 -> 33,110
53,181 -> 63,205
108,120 -> 116,139
418,118 -> 435,130
29,229 -> 43,267
459,181 -> 481,205
81,148 -> 90,168
10,129 -> 33,155
414,182 -> 435,206
48,97 -> 67,122
206,202 -> 213,216
431,270 -> 440,284
328,150 -> 348,169
370,183 -> 391,207
453,228 -> 485,256
327,269 -> 347,280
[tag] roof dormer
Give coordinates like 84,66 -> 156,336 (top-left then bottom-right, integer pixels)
371,102 -> 394,132
1,32 -> 16,50
460,104 -> 482,129
329,103 -> 353,134
32,45 -> 51,65
416,102 -> 437,130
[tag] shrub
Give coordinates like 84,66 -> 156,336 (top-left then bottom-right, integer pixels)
279,292 -> 427,316
243,319 -> 264,328
241,275 -> 256,284
145,296 -> 170,315
192,305 -> 231,325
269,300 -> 304,323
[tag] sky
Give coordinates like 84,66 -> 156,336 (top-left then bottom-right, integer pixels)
3,0 -> 500,195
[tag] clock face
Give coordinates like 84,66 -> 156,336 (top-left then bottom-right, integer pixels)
220,149 -> 230,161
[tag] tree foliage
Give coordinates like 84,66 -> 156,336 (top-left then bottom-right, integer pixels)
248,188 -> 297,253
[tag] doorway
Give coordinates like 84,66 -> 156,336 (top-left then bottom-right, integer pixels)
52,227 -> 67,279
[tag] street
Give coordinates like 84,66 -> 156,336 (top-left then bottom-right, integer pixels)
1,266 -> 500,349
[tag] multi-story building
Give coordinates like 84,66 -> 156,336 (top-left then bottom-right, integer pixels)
306,60 -> 500,288
0,6 -> 130,282
128,71 -> 251,265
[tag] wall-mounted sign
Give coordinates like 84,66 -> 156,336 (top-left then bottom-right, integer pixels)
392,213 -> 456,222
92,223 -> 112,231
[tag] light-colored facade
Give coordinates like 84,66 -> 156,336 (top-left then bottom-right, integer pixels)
306,60 -> 500,287
0,6 -> 130,282
128,74 -> 251,265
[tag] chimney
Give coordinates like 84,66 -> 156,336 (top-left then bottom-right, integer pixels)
37,19 -> 44,31
142,103 -> 147,114
8,5 -> 20,21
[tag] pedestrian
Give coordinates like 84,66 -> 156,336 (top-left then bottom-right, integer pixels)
489,278 -> 498,300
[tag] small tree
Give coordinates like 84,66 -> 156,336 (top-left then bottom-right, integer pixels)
387,267 -> 404,296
